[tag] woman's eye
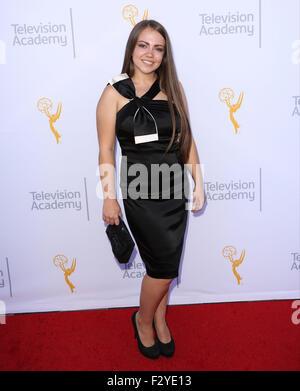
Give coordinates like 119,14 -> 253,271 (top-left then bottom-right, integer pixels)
138,44 -> 164,52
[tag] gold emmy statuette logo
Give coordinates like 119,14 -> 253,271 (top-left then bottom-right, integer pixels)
222,245 -> 245,285
122,4 -> 148,25
37,97 -> 62,143
219,88 -> 244,134
53,254 -> 76,293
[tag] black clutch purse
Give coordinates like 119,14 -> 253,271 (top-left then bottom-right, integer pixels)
105,216 -> 135,263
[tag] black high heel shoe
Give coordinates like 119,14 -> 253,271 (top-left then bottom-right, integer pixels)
131,311 -> 160,359
153,319 -> 175,358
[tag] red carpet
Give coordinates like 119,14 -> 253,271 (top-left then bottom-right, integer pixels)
0,300 -> 299,371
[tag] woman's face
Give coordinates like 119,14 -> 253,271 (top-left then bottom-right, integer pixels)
131,27 -> 165,75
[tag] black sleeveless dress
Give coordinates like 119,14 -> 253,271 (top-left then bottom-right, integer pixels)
107,73 -> 189,279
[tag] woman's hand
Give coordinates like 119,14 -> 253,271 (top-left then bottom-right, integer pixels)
102,199 -> 122,225
191,185 -> 206,213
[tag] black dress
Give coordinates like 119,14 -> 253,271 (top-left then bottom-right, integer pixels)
107,73 -> 189,279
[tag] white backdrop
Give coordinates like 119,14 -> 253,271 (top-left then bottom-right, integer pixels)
0,0 -> 299,314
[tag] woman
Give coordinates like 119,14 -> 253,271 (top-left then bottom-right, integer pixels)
96,19 -> 205,359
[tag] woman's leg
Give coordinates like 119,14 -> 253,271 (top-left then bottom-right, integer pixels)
136,274 -> 173,347
153,289 -> 172,343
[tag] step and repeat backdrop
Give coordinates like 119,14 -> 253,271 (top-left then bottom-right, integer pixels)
0,0 -> 299,314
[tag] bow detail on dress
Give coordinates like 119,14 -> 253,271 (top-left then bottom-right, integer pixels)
107,73 -> 161,145
131,97 -> 159,144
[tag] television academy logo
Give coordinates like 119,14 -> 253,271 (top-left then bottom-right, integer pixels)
123,260 -> 146,279
222,245 -> 246,285
53,254 -> 77,293
37,98 -> 62,143
11,22 -> 68,47
205,179 -> 256,202
219,88 -> 244,134
122,4 -> 148,26
290,252 -> 300,271
292,96 -> 300,117
198,11 -> 255,37
29,189 -> 82,212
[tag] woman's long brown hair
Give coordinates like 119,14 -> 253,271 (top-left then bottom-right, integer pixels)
121,19 -> 192,164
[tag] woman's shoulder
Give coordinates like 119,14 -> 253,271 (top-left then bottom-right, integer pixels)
107,73 -> 129,86
97,73 -> 129,112
106,72 -> 134,100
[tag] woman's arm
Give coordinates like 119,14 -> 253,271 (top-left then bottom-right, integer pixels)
96,84 -> 118,199
96,84 -> 122,224
178,81 -> 206,210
